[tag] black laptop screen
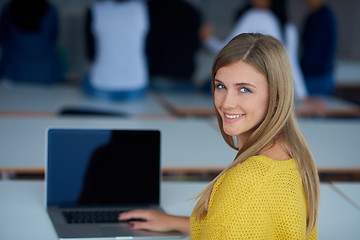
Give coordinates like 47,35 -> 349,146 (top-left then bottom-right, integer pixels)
46,129 -> 161,207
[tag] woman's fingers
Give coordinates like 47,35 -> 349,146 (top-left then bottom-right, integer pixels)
119,209 -> 174,232
118,209 -> 149,221
128,221 -> 153,231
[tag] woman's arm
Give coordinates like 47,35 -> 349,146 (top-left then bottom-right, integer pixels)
118,209 -> 190,234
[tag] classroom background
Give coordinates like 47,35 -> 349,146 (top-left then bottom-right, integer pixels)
0,0 -> 359,102
0,0 -> 359,239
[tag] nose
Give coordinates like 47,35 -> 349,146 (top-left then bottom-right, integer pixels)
222,90 -> 237,109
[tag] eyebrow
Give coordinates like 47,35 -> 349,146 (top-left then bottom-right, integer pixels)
214,79 -> 257,89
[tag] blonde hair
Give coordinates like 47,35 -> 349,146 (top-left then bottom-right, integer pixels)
193,33 -> 319,234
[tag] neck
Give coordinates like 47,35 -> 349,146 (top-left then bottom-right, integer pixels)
259,139 -> 291,161
308,0 -> 324,12
236,131 -> 252,150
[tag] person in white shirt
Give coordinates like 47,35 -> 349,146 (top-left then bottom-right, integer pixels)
200,0 -> 308,101
83,0 -> 149,101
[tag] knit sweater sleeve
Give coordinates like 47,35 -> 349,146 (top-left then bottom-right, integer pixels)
191,157 -> 317,239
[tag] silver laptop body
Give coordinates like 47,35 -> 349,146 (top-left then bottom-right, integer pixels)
45,128 -> 184,239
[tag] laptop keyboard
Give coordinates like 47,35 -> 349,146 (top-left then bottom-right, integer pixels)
63,210 -> 127,224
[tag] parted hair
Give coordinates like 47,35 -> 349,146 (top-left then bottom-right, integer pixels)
193,33 -> 319,235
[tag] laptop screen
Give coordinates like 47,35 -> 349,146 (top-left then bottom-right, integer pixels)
46,129 -> 161,207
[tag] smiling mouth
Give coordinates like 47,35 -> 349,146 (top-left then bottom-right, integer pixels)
225,113 -> 244,119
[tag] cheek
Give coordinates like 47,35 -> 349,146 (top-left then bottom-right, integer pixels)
257,96 -> 269,119
213,92 -> 222,111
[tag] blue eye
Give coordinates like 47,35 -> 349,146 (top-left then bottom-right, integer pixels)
240,87 -> 251,93
215,83 -> 226,90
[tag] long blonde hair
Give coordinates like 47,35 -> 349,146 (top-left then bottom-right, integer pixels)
193,33 -> 319,234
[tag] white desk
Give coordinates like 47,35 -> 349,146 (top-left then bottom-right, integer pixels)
317,183 -> 360,239
0,180 -> 207,240
1,181 -> 359,240
329,183 -> 360,210
0,83 -> 169,117
0,117 -> 233,176
1,117 -> 359,178
208,118 -> 360,173
297,118 -> 360,172
335,60 -> 360,86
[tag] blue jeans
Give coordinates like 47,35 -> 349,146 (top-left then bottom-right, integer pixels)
305,72 -> 335,96
82,75 -> 147,102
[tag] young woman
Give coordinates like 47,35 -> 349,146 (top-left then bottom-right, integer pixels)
119,33 -> 319,239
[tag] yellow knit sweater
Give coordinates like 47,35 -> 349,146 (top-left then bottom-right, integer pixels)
190,155 -> 317,239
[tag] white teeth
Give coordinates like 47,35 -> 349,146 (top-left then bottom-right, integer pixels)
225,114 -> 243,119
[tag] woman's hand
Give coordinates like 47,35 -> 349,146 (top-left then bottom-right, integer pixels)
118,209 -> 190,233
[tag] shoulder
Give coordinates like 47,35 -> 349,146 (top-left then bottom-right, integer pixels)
241,9 -> 279,30
231,156 -> 306,216
225,155 -> 278,180
242,9 -> 277,21
259,140 -> 291,161
222,155 -> 300,196
207,156 -> 307,238
239,9 -> 279,28
212,156 -> 275,197
227,155 -> 295,175
235,9 -> 282,39
216,155 -> 297,197
311,5 -> 335,23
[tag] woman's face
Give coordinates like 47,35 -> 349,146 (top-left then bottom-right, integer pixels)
214,60 -> 269,146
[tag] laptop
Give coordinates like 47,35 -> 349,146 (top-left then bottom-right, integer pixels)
45,128 -> 184,239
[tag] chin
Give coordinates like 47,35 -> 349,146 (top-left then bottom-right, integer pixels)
223,127 -> 238,137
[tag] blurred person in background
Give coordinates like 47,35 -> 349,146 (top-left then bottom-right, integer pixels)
0,0 -> 63,85
83,0 -> 149,101
146,0 -> 202,92
300,0 -> 337,96
200,0 -> 308,101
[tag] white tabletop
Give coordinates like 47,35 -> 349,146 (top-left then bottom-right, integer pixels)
0,83 -> 168,116
0,180 -> 208,240
297,118 -> 360,170
317,183 -> 360,239
209,117 -> 360,171
0,117 -> 233,171
1,180 -> 359,240
1,117 -> 359,175
329,182 -> 360,209
335,60 -> 360,86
